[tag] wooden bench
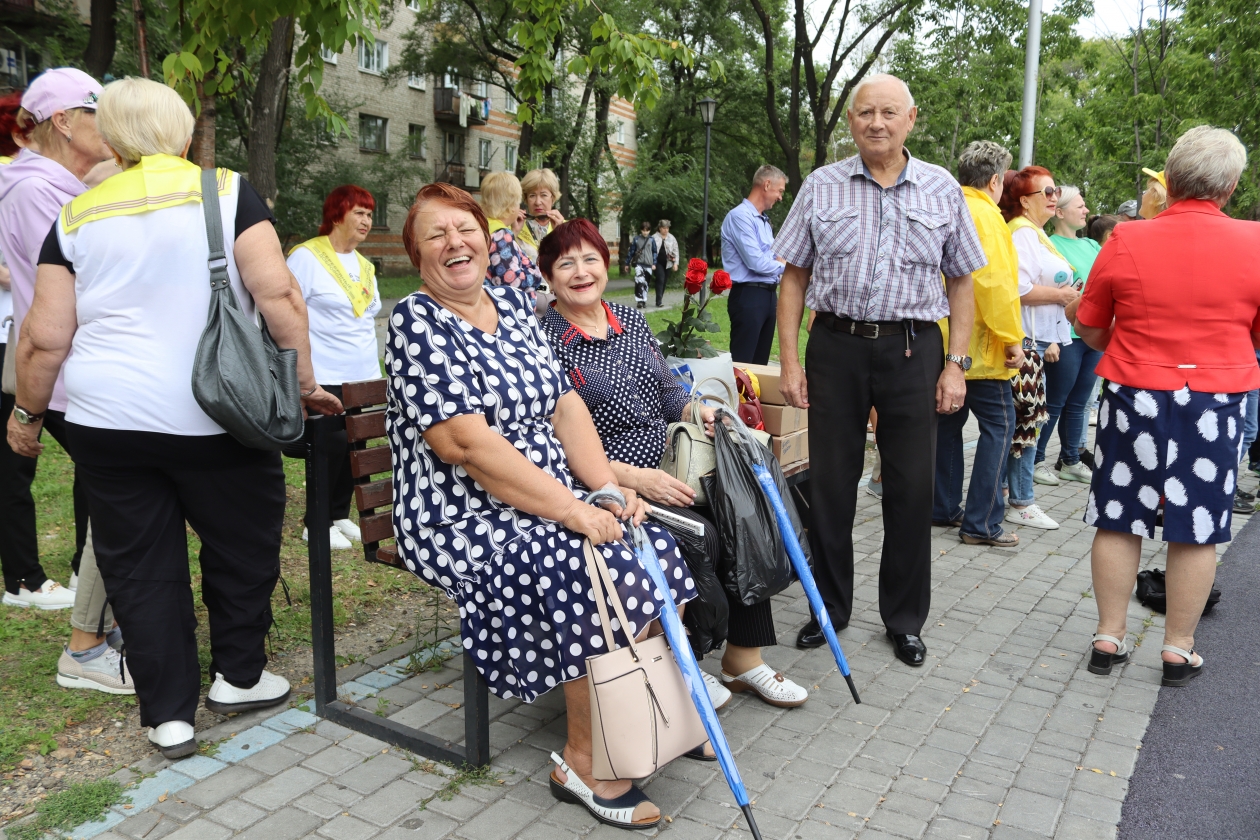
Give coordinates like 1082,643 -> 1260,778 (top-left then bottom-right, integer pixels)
302,378 -> 490,767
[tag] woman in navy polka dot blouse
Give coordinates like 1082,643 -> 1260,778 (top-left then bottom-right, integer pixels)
539,219 -> 811,711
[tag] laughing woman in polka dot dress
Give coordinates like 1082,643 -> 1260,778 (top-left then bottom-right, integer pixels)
385,184 -> 696,830
1070,127 -> 1260,689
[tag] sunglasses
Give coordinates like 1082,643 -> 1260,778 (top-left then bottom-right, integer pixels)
1024,186 -> 1062,200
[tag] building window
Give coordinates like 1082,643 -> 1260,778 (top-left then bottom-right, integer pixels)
615,120 -> 625,145
473,78 -> 489,98
320,46 -> 338,65
504,91 -> 518,115
442,70 -> 459,89
478,138 -> 492,169
408,72 -> 426,91
358,38 -> 388,75
359,114 -> 388,152
443,132 -> 463,164
373,194 -> 389,229
408,124 -> 427,159
406,0 -> 421,9
504,142 -> 517,172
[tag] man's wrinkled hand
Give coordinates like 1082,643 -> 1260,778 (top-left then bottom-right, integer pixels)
936,365 -> 967,414
779,362 -> 809,409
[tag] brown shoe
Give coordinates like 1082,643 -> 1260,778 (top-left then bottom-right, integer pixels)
960,530 -> 1019,547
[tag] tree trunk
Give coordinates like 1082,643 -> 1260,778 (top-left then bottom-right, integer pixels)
247,16 -> 295,206
191,80 -> 216,169
132,0 -> 150,77
84,0 -> 117,79
516,118 -> 534,176
584,87 -> 611,225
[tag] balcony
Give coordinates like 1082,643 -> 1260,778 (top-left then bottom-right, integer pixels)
435,163 -> 466,189
434,87 -> 487,126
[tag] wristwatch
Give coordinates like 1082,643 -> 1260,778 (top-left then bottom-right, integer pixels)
13,405 -> 45,425
945,354 -> 973,372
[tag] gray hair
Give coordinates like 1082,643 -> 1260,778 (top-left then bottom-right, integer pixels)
1165,125 -> 1247,203
957,141 -> 1012,189
1057,185 -> 1082,207
657,219 -> 671,229
848,73 -> 915,111
753,164 -> 787,188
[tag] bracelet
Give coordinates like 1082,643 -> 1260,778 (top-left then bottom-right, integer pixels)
301,385 -> 319,397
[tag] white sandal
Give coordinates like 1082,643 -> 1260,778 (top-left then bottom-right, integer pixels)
1161,645 -> 1204,686
547,752 -> 660,830
1087,633 -> 1130,676
720,663 -> 809,708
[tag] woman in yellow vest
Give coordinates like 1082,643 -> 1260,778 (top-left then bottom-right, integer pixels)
480,171 -> 544,306
286,185 -> 381,550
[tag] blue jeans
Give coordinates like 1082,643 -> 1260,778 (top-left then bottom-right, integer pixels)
1036,339 -> 1103,467
1242,389 -> 1258,462
1077,375 -> 1101,451
1007,443 -> 1037,506
934,379 -> 1015,539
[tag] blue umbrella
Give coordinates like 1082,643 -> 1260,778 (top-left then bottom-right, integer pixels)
720,411 -> 862,705
585,489 -> 763,840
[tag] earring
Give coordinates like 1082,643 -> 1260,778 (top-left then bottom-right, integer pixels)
66,134 -> 72,142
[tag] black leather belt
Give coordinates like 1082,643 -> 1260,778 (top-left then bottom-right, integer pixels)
817,312 -> 934,339
735,281 -> 778,291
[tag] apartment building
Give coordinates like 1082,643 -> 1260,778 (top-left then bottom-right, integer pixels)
314,4 -> 638,271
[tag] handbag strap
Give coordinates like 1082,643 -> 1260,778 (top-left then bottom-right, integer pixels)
690,375 -> 737,423
199,168 -> 232,295
582,539 -> 641,662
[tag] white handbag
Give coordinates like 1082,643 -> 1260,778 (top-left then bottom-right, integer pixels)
659,377 -> 769,505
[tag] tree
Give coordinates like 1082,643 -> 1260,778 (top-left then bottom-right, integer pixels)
84,0 -> 117,79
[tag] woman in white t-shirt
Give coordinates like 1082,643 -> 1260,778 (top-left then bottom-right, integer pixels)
286,185 -> 382,551
7,78 -> 342,760
998,166 -> 1081,532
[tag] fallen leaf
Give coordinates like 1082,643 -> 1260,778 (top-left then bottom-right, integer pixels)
963,688 -> 970,692
158,794 -> 168,803
124,805 -> 133,810
104,750 -> 111,756
367,581 -> 378,588
944,706 -> 951,711
994,819 -> 1002,825
1040,664 -> 1048,668
89,727 -> 103,736
664,816 -> 673,823
848,812 -> 857,817
1110,771 -> 1117,776
1091,768 -> 1102,774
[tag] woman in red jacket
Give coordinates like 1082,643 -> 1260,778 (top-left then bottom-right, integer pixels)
1070,126 -> 1260,688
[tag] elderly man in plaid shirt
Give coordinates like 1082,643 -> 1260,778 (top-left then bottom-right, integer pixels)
775,74 -> 986,668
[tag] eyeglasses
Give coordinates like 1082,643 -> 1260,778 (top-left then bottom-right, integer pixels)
1024,186 -> 1062,200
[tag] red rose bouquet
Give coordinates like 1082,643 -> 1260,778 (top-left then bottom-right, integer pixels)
656,258 -> 731,359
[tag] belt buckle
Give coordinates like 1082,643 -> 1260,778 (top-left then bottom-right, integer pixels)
862,322 -> 879,339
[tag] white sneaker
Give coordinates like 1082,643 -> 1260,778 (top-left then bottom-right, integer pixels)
720,663 -> 808,708
702,671 -> 732,710
148,721 -> 197,759
3,580 -> 75,609
302,526 -> 352,550
1058,461 -> 1092,483
68,573 -> 79,592
333,519 -> 362,542
57,645 -> 135,695
1088,410 -> 1098,427
1033,464 -> 1061,486
1005,504 -> 1060,530
205,670 -> 291,714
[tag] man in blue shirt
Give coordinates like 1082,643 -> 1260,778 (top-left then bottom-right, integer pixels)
721,165 -> 787,364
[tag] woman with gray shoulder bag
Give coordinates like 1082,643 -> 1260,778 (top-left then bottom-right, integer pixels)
539,219 -> 809,712
6,78 -> 341,760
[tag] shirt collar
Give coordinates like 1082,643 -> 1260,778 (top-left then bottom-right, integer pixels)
1160,198 -> 1226,218
853,148 -> 916,187
548,300 -> 624,344
741,198 -> 770,222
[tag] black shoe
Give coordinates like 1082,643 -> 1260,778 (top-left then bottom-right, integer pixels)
1079,450 -> 1095,469
795,617 -> 846,649
887,631 -> 926,667
1054,458 -> 1064,472
1237,488 -> 1256,502
1232,492 -> 1254,515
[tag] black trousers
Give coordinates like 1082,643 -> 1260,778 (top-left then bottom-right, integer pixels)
658,504 -> 777,650
68,424 -> 286,727
654,257 -> 671,306
806,317 -> 943,635
306,384 -> 354,525
727,283 -> 778,366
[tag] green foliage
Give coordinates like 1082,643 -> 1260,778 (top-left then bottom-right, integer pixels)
0,0 -> 90,73
6,780 -> 127,840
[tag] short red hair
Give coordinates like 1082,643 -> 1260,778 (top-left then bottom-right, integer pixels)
998,165 -> 1054,222
0,93 -> 25,157
536,218 -> 609,280
319,184 -> 376,236
402,182 -> 490,272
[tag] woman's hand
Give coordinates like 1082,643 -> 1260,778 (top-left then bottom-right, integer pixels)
615,486 -> 650,526
1064,296 -> 1081,325
544,208 -> 566,227
1044,342 -> 1061,363
510,208 -> 527,236
1057,286 -> 1080,306
698,404 -> 717,438
635,467 -> 697,507
562,500 -> 625,545
6,413 -> 44,459
302,386 -> 344,417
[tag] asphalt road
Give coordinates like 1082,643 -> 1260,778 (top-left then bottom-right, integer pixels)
1118,512 -> 1260,839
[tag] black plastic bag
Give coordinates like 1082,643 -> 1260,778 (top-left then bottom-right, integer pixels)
1136,568 -> 1221,615
654,509 -> 730,658
702,415 -> 808,606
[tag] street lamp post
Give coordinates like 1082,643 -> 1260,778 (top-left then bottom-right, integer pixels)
698,97 -> 717,266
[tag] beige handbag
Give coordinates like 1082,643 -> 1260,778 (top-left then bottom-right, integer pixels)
659,376 -> 769,505
583,539 -> 706,781
1,319 -> 15,396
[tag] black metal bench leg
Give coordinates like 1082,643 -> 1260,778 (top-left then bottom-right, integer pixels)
307,418 -> 338,713
464,652 -> 491,767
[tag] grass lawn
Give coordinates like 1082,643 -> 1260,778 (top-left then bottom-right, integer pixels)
377,273 -> 421,301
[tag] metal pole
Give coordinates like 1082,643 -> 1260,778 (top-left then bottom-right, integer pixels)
1018,0 -> 1043,168
700,122 -> 712,264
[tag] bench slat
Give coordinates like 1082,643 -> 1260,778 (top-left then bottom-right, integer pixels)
354,479 -> 392,512
346,411 -> 386,445
342,379 -> 388,411
372,545 -> 405,569
350,445 -> 391,479
360,511 -> 394,544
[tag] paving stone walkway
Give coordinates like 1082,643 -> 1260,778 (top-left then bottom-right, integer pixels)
30,421 -> 1249,840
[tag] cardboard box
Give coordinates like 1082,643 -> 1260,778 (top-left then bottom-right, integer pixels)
737,362 -> 785,405
761,403 -> 807,436
771,429 -> 808,465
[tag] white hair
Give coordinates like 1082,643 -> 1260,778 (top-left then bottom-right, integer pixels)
1058,185 -> 1082,207
97,77 -> 195,168
1165,125 -> 1247,203
848,73 -> 915,111
752,164 -> 786,188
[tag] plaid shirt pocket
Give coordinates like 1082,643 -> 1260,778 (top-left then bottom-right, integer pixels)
905,208 -> 951,265
812,205 -> 861,257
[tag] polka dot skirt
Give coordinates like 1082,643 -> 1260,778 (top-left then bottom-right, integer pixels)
1085,383 -> 1246,544
385,286 -> 696,701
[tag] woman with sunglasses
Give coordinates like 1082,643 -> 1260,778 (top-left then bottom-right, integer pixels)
997,166 -> 1081,532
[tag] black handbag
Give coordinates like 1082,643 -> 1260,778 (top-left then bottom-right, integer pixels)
1135,569 -> 1221,615
190,168 -> 303,450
